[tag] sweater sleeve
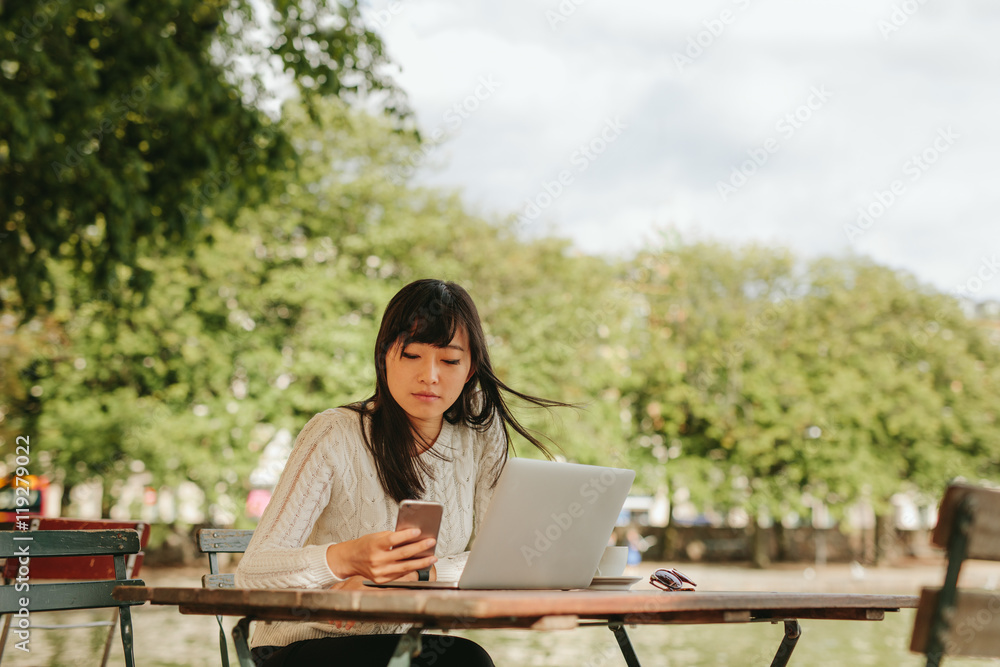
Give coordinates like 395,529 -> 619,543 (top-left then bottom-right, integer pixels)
432,418 -> 507,583
235,412 -> 345,590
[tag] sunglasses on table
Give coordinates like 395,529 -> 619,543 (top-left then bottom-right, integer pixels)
649,568 -> 697,592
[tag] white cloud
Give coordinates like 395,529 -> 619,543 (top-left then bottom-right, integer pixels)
370,0 -> 1000,299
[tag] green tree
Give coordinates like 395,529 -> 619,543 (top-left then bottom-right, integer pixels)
796,260 -> 1000,501
625,241 -> 1000,530
9,99 -> 627,516
0,0 -> 402,314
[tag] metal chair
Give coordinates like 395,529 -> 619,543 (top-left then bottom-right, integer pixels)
0,529 -> 145,667
0,517 -> 149,666
197,528 -> 255,667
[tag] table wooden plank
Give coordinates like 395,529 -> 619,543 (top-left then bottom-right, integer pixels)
114,586 -> 916,628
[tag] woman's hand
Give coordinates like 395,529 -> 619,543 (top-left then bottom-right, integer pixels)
325,565 -> 437,630
325,529 -> 437,583
327,576 -> 367,629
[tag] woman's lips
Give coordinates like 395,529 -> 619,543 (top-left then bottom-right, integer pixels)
413,392 -> 440,402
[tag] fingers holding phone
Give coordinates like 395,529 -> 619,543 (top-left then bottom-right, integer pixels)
324,500 -> 442,582
325,529 -> 435,582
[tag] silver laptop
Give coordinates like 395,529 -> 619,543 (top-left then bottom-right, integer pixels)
367,458 -> 635,590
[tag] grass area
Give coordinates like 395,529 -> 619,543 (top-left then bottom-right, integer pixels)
461,608 -> 976,667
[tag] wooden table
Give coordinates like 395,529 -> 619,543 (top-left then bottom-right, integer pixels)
114,586 -> 918,667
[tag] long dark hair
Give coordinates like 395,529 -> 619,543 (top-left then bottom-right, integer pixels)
346,279 -> 567,502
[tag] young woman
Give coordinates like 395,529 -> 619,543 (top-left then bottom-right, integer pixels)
236,279 -> 566,666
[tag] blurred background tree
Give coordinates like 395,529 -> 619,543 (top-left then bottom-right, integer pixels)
0,1 -> 996,531
0,0 -> 402,315
624,242 -> 1000,541
3,99 -> 630,515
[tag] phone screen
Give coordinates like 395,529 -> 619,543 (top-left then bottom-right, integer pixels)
395,500 -> 443,559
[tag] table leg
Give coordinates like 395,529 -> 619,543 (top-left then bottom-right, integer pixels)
608,622 -> 643,667
387,626 -> 423,667
769,620 -> 801,667
232,617 -> 255,667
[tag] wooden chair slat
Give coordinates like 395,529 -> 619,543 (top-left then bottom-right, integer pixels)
197,529 -> 254,554
2,519 -> 149,580
932,485 -> 1000,562
0,580 -> 146,613
912,588 -> 1000,658
203,573 -> 237,590
0,530 -> 140,558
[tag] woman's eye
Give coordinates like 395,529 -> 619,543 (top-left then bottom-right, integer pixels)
401,352 -> 418,359
444,359 -> 461,366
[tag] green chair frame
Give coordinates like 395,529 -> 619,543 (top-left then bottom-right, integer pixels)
0,517 -> 149,666
0,529 -> 145,667
197,528 -> 255,667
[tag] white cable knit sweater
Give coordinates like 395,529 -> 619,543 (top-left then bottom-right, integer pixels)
235,407 -> 505,648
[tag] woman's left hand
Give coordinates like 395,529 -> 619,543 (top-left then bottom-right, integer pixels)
326,576 -> 367,629
325,565 -> 438,629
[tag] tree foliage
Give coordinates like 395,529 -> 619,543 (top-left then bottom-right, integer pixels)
0,100 -> 627,514
1,19 -> 998,522
624,242 -> 1000,520
0,0 -> 402,314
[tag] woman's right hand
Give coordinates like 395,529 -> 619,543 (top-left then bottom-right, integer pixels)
325,529 -> 437,583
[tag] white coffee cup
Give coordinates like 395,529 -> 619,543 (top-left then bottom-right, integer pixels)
595,546 -> 628,577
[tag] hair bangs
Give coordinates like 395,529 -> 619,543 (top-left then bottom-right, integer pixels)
399,289 -> 463,350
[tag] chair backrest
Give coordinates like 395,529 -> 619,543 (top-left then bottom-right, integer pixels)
196,529 -> 254,667
0,529 -> 145,667
196,529 -> 254,589
910,484 -> 1000,665
1,518 -> 151,581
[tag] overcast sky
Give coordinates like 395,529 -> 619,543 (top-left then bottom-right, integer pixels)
363,0 -> 1000,301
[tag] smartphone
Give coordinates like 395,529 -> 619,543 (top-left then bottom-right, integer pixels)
395,500 -> 443,559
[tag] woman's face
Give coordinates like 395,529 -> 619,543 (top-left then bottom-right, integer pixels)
385,326 -> 474,436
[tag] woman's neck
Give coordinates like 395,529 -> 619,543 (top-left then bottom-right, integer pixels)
411,417 -> 443,453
